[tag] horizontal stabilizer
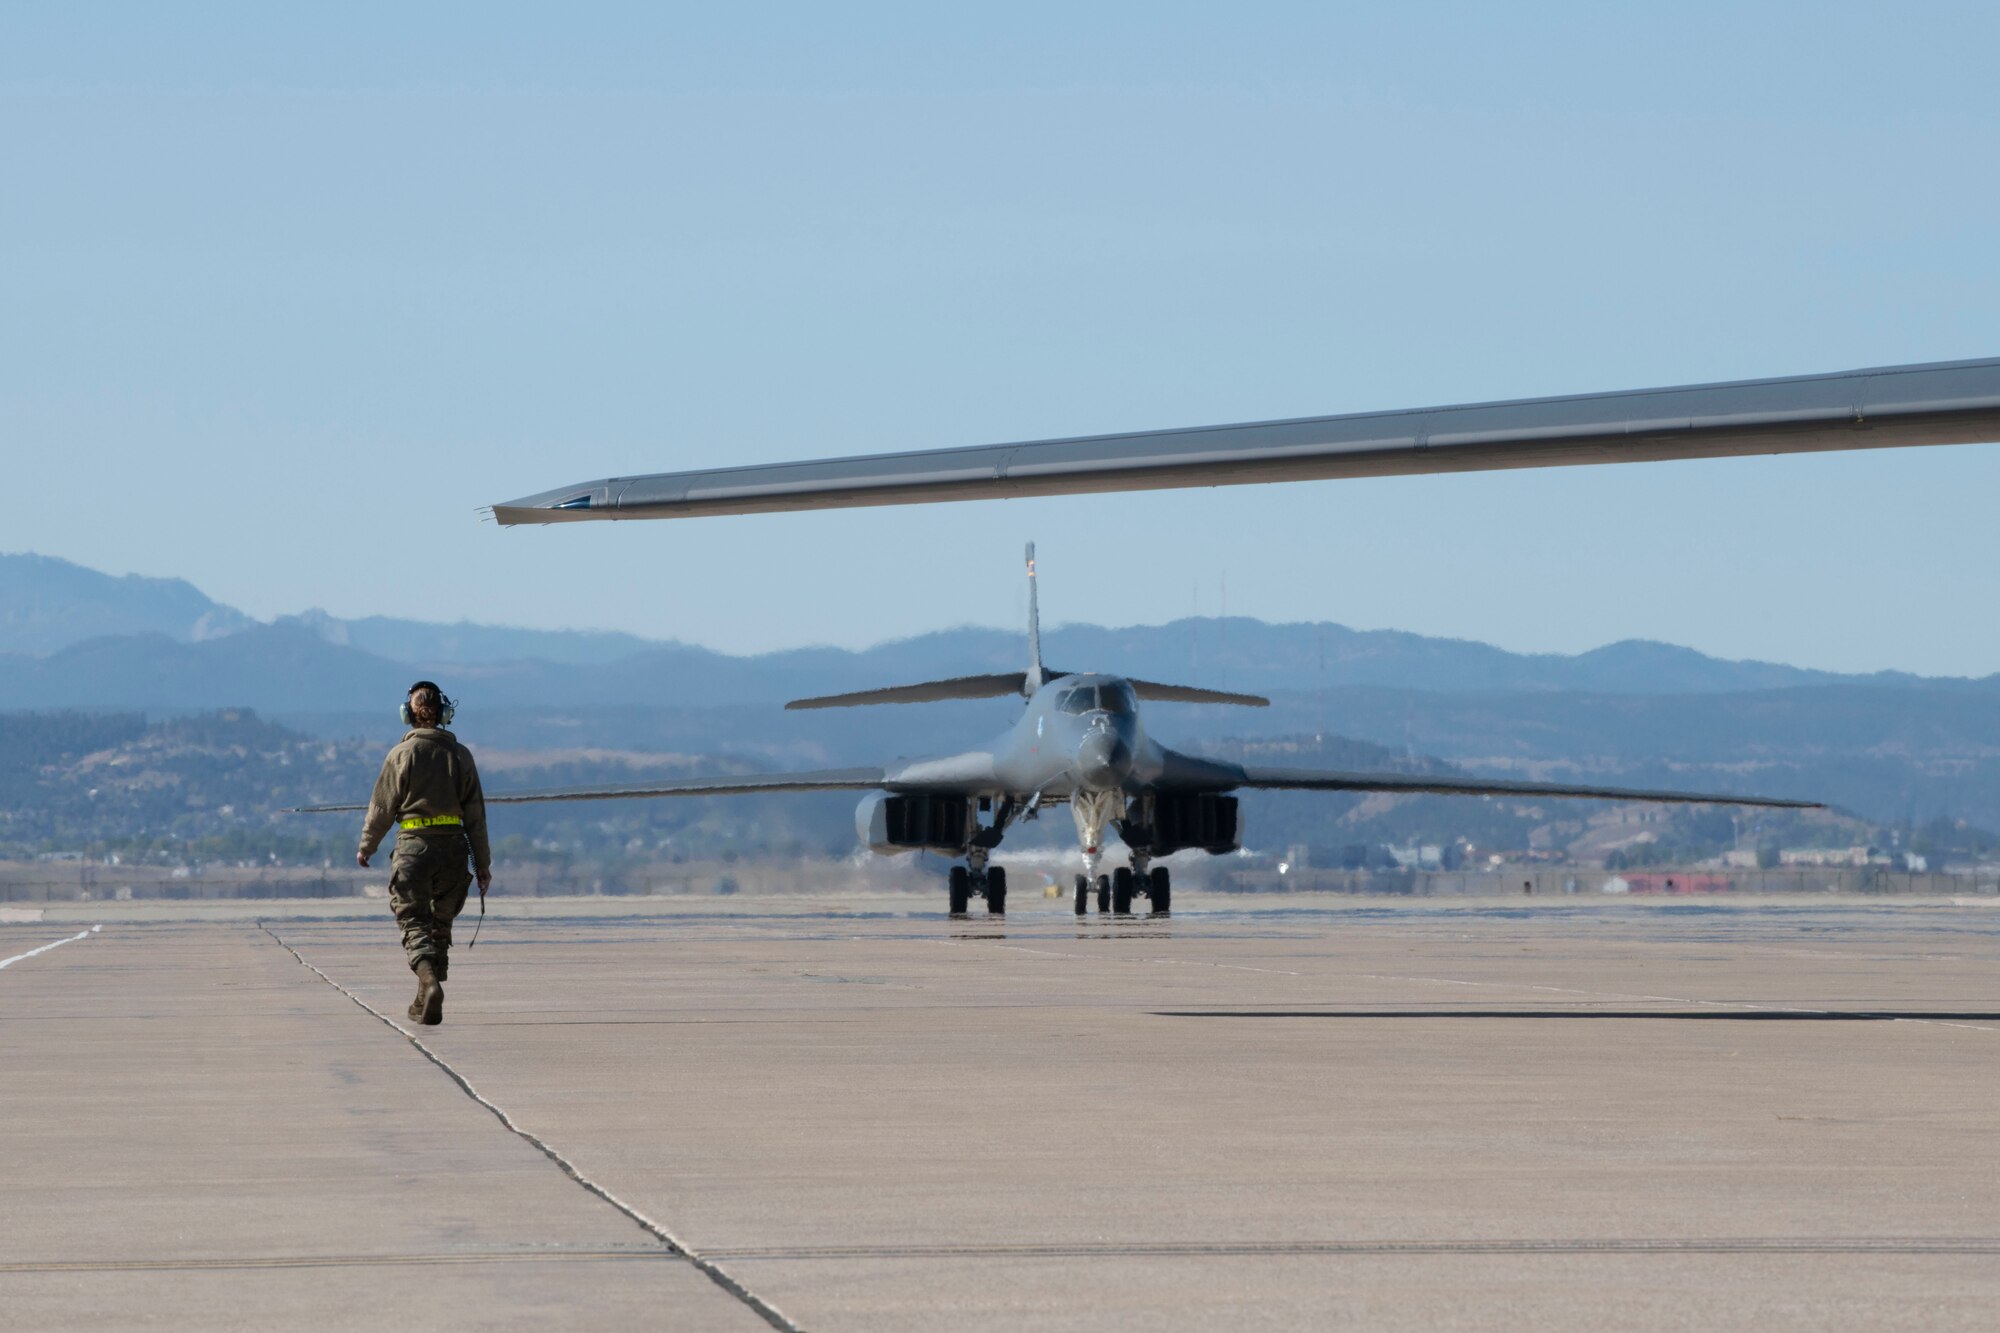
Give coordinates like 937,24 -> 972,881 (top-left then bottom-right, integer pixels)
288,767 -> 888,812
786,673 -> 1030,710
1128,679 -> 1269,707
1235,766 -> 1819,809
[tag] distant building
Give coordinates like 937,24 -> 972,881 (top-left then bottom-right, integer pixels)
1779,847 -> 1870,868
1386,844 -> 1444,870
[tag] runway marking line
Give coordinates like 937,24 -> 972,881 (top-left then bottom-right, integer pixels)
257,923 -> 801,1333
0,924 -> 101,972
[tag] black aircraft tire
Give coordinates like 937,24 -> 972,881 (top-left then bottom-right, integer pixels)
1074,875 -> 1089,915
1149,866 -> 1171,913
948,865 -> 971,915
1095,876 -> 1110,913
1111,866 -> 1134,914
986,866 -> 1007,914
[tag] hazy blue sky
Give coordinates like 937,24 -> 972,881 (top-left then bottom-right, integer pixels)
6,4 -> 1998,673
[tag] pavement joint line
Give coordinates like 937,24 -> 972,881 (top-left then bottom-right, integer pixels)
701,1237 -> 2000,1260
256,922 -> 803,1333
0,924 -> 101,971
1151,1009 -> 2000,1022
1346,972 -> 2000,1034
929,937 -> 2000,1033
0,1250 -> 677,1275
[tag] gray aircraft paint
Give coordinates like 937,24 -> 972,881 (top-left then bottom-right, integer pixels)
493,357 -> 2000,523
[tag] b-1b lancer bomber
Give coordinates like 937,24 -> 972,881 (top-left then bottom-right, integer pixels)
300,548 -> 1818,916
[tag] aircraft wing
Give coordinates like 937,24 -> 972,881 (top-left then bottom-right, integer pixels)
288,767 -> 890,813
492,357 -> 2000,523
1128,679 -> 1269,707
787,673 -> 1030,709
1232,766 -> 1820,809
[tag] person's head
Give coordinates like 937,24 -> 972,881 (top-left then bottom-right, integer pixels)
401,681 -> 455,728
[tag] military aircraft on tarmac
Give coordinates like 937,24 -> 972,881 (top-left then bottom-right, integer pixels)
296,547 -> 1818,917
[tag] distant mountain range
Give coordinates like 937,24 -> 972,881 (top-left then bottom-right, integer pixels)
5,551 -> 1996,828
0,553 -> 254,653
0,551 -> 1946,700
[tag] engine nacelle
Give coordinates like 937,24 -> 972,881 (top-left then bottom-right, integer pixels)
857,791 -> 972,855
1149,793 -> 1240,855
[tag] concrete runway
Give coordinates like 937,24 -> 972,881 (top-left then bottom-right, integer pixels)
5,894 -> 2000,1330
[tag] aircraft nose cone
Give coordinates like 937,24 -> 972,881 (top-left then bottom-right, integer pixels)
1074,732 -> 1133,789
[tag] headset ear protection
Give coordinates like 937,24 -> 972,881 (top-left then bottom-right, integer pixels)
401,681 -> 456,727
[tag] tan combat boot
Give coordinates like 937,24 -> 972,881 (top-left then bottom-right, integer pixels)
408,959 -> 444,1026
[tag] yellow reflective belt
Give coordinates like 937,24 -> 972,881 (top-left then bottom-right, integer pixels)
400,814 -> 463,830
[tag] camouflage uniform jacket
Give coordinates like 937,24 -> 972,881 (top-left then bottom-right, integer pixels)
359,727 -> 491,874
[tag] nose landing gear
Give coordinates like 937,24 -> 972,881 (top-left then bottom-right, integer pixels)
1073,862 -> 1171,915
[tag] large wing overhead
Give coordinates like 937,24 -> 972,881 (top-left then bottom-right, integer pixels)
492,358 -> 2000,523
1235,766 -> 1819,808
289,767 -> 889,813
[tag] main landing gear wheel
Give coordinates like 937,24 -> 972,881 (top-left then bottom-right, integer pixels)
1095,876 -> 1111,913
1149,866 -> 1171,913
986,866 -> 1007,915
947,865 -> 971,915
1111,866 -> 1135,914
1074,874 -> 1089,915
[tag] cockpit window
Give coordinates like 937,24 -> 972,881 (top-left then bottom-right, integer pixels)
1057,683 -> 1136,715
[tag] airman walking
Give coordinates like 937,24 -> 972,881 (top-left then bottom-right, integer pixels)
357,681 -> 491,1025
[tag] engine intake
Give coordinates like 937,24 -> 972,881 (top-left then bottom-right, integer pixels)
1142,793 -> 1240,855
858,792 -> 972,854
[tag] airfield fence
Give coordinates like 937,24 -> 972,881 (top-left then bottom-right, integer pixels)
0,858 -> 913,902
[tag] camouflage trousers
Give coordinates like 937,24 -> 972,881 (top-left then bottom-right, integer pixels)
388,832 -> 472,972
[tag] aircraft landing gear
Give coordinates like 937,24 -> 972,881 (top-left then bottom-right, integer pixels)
949,852 -> 1006,916
1123,852 -> 1171,915
1080,860 -> 1168,912
1111,866 -> 1134,914
1072,789 -> 1125,890
1072,860 -> 1171,916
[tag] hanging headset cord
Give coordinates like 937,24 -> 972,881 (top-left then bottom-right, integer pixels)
469,880 -> 486,948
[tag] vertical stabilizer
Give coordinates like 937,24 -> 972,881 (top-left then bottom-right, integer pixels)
1024,542 -> 1045,694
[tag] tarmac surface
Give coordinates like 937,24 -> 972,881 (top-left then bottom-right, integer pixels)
6,892 -> 2000,1330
